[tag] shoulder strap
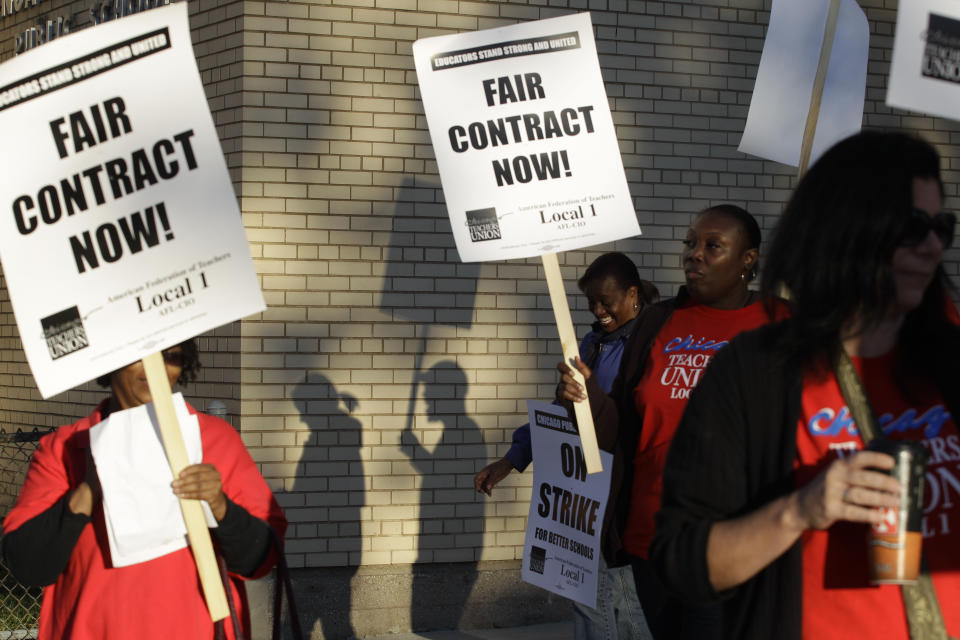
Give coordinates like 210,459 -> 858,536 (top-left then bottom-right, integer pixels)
833,350 -> 948,640
271,529 -> 305,640
215,554 -> 246,640
834,350 -> 880,443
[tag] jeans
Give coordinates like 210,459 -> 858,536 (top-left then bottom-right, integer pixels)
574,556 -> 655,640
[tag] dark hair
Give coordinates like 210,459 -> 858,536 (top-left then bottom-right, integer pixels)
761,130 -> 957,373
96,338 -> 201,387
578,252 -> 643,296
702,204 -> 762,280
639,279 -> 661,305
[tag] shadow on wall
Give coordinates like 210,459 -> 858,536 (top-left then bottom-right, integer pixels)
291,375 -> 363,640
378,175 -> 481,365
380,179 -> 489,630
401,360 -> 485,632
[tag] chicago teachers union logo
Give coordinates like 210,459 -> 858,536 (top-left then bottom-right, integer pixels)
529,545 -> 546,574
41,306 -> 89,360
923,13 -> 960,84
465,207 -> 501,242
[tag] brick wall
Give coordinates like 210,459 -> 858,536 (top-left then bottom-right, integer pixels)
1,0 -> 959,575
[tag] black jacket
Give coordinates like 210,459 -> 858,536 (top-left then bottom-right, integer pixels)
649,320 -> 960,640
575,291 -> 685,565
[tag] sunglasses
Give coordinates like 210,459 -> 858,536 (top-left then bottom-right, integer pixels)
900,208 -> 956,249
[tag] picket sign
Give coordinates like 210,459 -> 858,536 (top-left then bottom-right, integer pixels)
887,0 -> 960,122
547,273 -> 601,474
0,4 -> 263,622
738,0 -> 866,170
142,351 -> 229,621
411,13 -> 641,475
541,253 -> 602,474
797,0 -> 842,177
777,0 -> 841,301
520,400 -> 612,606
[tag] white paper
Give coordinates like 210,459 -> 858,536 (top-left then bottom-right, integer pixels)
739,0 -> 868,167
0,3 -> 265,398
887,0 -> 960,122
521,401 -> 612,608
413,13 -> 640,263
90,392 -> 215,568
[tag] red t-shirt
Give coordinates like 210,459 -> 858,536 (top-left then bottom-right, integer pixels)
945,296 -> 960,325
624,298 -> 783,558
796,351 -> 960,639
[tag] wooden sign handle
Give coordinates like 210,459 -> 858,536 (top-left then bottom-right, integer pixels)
798,0 -> 842,177
541,253 -> 603,474
142,351 -> 229,622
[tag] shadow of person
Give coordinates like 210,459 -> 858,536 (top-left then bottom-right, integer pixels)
291,375 -> 363,640
401,360 -> 485,632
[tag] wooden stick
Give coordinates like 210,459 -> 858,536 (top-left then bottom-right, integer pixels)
142,351 -> 229,622
541,253 -> 602,474
798,0 -> 842,177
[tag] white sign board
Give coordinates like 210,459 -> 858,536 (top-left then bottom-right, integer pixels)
738,0 -> 868,167
0,3 -> 264,398
413,13 -> 640,263
521,401 -> 612,608
888,0 -> 960,122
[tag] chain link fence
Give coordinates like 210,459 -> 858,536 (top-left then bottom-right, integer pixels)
0,428 -> 51,638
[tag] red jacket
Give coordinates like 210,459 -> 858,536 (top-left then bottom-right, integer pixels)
3,400 -> 286,640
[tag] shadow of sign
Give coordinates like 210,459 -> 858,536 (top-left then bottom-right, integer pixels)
378,177 -> 481,433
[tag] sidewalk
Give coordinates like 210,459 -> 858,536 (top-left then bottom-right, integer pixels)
362,622 -> 573,640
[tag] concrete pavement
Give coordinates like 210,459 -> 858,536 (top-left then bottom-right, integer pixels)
362,622 -> 573,640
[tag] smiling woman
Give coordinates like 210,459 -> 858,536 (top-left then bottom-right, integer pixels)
474,251 -> 659,640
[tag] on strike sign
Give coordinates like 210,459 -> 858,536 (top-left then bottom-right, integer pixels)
413,13 -> 639,263
0,3 -> 264,397
521,401 -> 612,608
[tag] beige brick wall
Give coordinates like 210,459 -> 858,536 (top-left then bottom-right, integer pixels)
2,0 -> 960,573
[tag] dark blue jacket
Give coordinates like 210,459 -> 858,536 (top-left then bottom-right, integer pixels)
503,317 -> 636,471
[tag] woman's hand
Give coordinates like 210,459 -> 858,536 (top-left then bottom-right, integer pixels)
474,458 -> 514,496
707,449 -> 902,591
172,464 -> 227,522
556,357 -> 593,403
790,450 -> 901,532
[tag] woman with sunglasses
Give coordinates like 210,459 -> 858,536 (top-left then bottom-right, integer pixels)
649,131 -> 959,640
3,339 -> 286,640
